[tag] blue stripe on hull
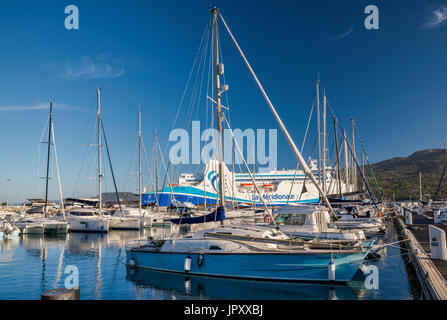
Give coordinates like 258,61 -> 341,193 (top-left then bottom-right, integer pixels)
127,250 -> 366,283
142,190 -> 319,207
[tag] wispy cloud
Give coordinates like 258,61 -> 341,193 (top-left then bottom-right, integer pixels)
0,103 -> 89,113
423,6 -> 447,30
61,55 -> 124,80
332,26 -> 354,40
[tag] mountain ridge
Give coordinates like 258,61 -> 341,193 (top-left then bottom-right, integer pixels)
367,148 -> 447,200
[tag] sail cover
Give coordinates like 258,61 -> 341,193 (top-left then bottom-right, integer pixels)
170,206 -> 226,225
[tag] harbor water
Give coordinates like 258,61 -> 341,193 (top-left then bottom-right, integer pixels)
0,219 -> 422,300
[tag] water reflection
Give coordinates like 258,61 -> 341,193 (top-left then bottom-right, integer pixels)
126,267 -> 359,300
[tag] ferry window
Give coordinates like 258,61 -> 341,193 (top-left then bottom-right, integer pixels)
209,245 -> 222,250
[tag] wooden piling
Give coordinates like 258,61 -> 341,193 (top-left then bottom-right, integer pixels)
41,288 -> 80,300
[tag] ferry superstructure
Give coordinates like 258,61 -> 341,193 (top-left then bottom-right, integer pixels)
142,159 -> 350,207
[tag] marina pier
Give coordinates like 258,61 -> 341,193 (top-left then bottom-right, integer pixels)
393,204 -> 447,300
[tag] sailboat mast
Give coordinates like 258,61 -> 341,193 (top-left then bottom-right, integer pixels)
322,89 -> 327,194
419,171 -> 422,201
51,121 -> 65,219
344,130 -> 349,194
351,118 -> 356,193
315,78 -> 321,188
138,109 -> 142,215
203,166 -> 207,210
361,152 -> 366,192
154,132 -> 159,212
212,7 -> 226,208
333,115 -> 342,199
97,88 -> 102,215
253,150 -> 256,207
232,137 -> 235,209
44,100 -> 53,218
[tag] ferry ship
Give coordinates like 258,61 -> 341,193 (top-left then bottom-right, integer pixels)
142,159 -> 350,207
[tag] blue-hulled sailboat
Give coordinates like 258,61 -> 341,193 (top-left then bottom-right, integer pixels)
126,7 -> 372,283
127,224 -> 372,283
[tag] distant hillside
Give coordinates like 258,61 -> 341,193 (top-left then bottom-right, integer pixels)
367,149 -> 447,201
102,192 -> 138,203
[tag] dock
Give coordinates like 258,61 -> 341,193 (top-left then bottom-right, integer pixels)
393,206 -> 447,300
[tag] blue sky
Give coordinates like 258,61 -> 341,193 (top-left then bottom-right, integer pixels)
1,0 -> 447,203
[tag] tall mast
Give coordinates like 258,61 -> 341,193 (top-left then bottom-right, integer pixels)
333,115 -> 342,199
97,88 -> 102,215
419,171 -> 422,201
138,109 -> 142,215
51,121 -> 65,219
212,7 -> 226,208
351,118 -> 356,193
253,150 -> 256,207
315,78 -> 321,188
344,130 -> 349,194
322,89 -> 327,194
203,165 -> 207,210
154,132 -> 159,212
232,137 -> 235,209
361,152 -> 366,192
44,100 -> 53,218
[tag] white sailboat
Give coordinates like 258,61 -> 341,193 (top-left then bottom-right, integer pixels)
17,101 -> 68,234
115,110 -> 153,228
67,89 -> 113,233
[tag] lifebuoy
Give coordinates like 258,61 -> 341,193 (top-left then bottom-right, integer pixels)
264,214 -> 273,223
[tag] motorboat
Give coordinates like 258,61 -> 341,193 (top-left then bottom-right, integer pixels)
66,208 -> 109,233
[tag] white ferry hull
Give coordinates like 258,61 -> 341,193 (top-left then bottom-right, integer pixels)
143,160 -> 350,207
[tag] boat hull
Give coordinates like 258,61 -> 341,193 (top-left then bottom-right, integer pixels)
139,217 -> 152,228
16,223 -> 45,235
126,249 -> 366,283
108,217 -> 140,230
67,218 -> 109,233
42,222 -> 69,234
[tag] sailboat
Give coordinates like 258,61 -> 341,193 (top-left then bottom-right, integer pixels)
16,101 -> 68,235
114,110 -> 152,228
97,89 -> 141,231
67,90 -> 110,232
127,7 -> 372,283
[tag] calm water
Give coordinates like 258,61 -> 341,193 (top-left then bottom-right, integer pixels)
0,220 -> 422,300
